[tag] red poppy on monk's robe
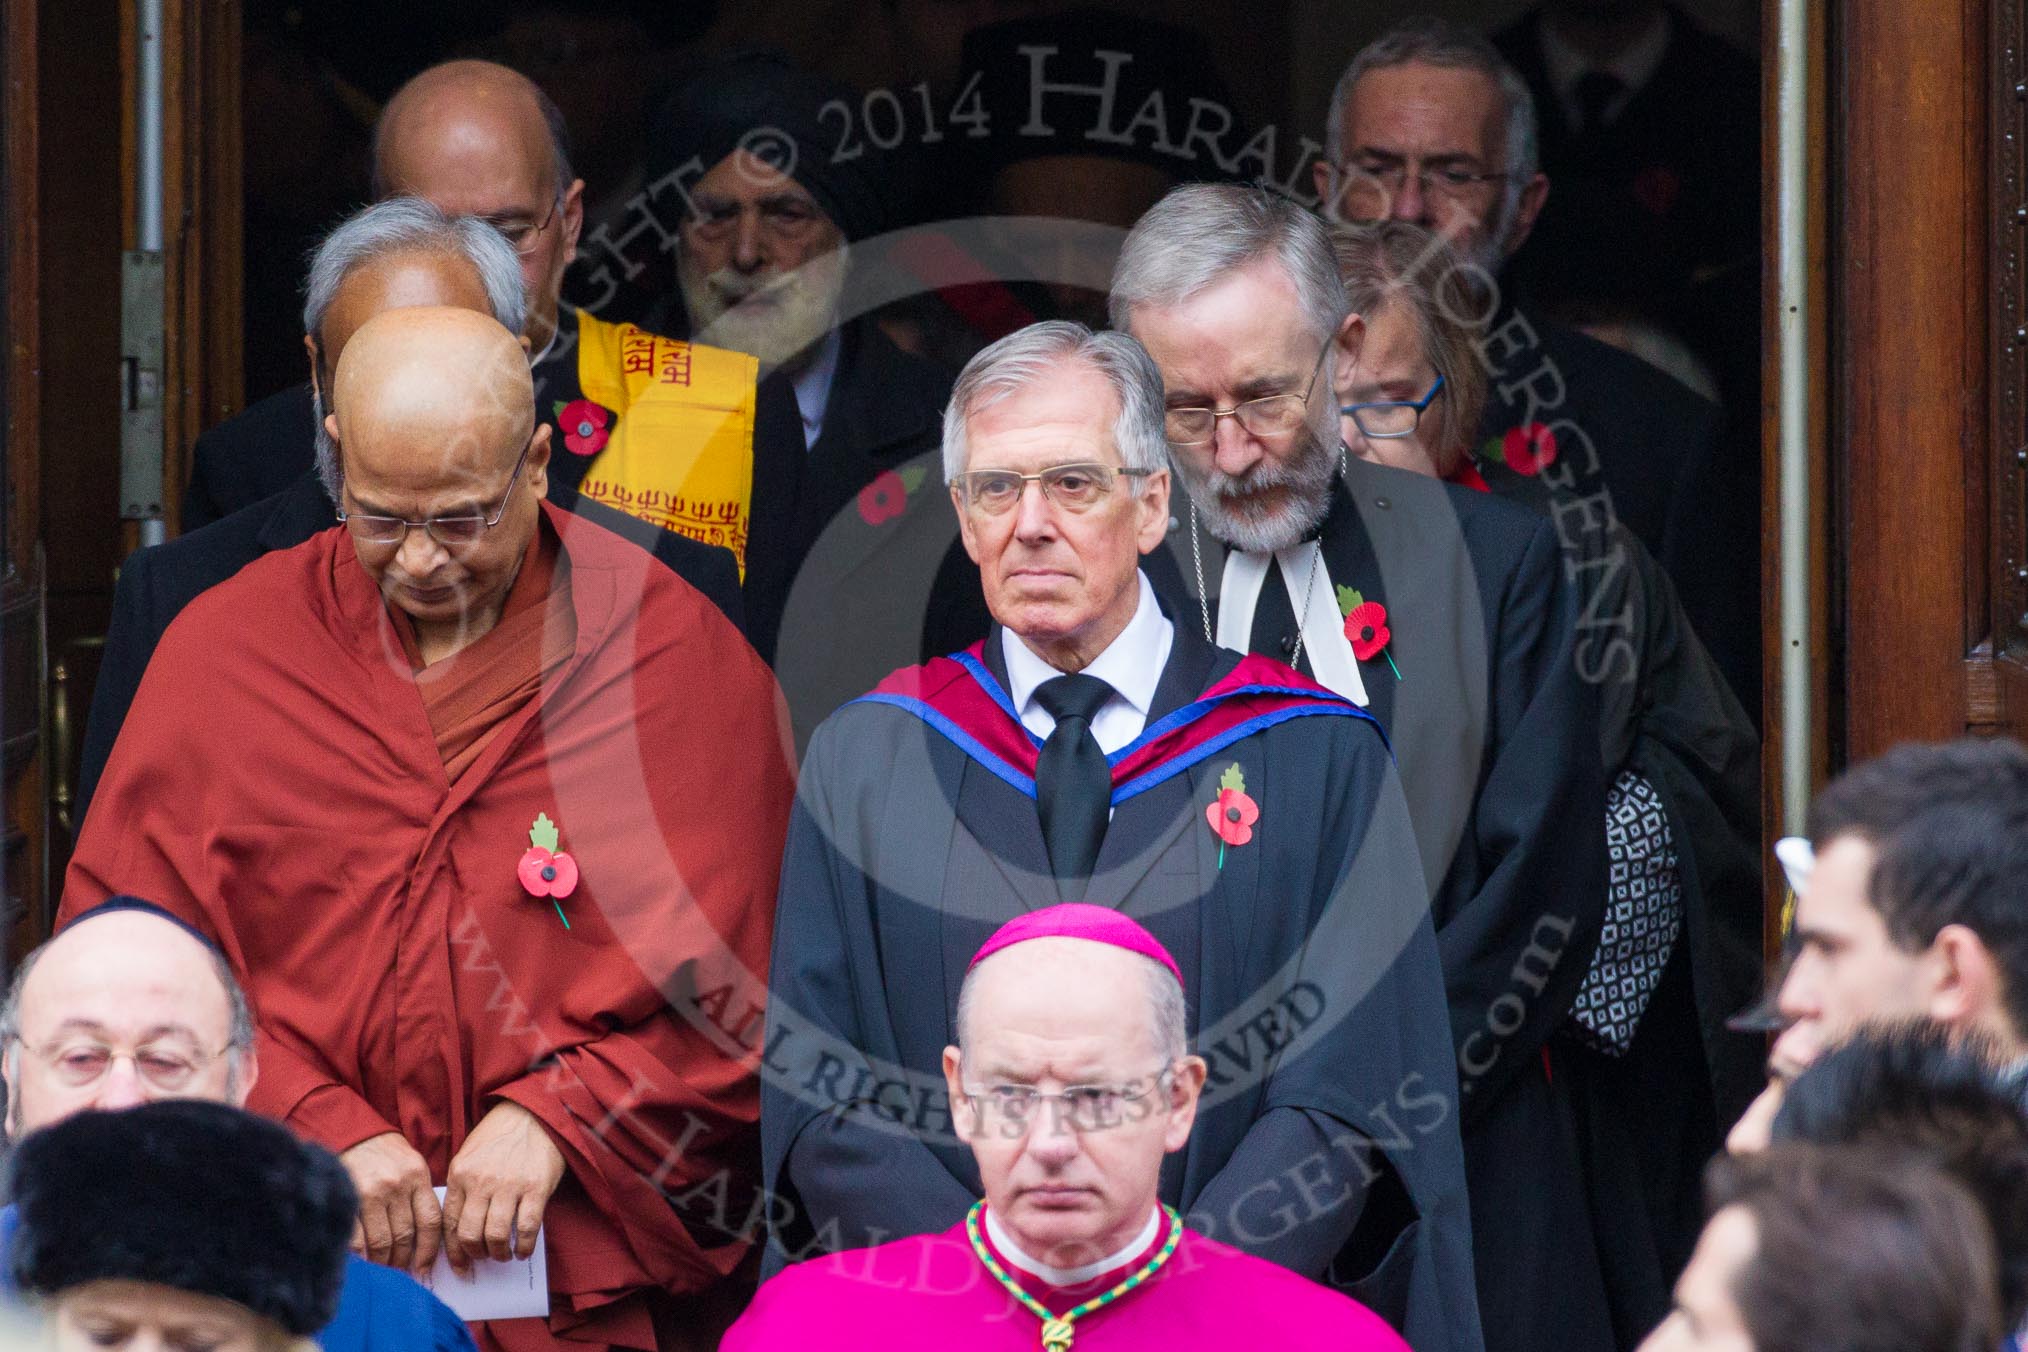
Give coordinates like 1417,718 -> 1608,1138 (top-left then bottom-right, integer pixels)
64,501 -> 794,1352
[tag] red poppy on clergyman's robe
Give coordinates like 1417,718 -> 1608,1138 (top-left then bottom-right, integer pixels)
63,501 -> 795,1351
722,1212 -> 1413,1350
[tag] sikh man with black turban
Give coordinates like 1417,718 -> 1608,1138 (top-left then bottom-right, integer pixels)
645,52 -> 990,744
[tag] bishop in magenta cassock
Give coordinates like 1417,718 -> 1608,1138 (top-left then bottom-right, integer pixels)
729,905 -> 1412,1351
63,308 -> 794,1351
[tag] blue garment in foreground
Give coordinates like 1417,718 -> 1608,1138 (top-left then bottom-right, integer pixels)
0,1204 -> 474,1350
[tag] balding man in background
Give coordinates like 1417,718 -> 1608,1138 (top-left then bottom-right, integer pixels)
78,197 -> 742,830
0,899 -> 473,1349
373,59 -> 581,364
185,59 -> 802,618
67,307 -> 792,1351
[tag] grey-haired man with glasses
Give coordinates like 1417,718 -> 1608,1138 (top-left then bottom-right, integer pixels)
763,318 -> 1475,1350
1115,182 -> 1610,1352
1315,17 -> 1753,712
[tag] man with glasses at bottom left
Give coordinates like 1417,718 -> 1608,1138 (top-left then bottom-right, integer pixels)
0,896 -> 474,1349
762,320 -> 1476,1350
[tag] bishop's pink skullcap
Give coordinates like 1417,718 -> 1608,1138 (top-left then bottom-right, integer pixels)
968,903 -> 1184,990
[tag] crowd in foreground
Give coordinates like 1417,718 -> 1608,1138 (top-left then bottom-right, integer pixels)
8,6 -> 1986,1351
5,738 -> 2027,1351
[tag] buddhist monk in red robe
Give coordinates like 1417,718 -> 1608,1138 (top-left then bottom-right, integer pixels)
64,307 -> 793,1352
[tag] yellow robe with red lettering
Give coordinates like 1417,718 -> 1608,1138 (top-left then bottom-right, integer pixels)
571,312 -> 760,574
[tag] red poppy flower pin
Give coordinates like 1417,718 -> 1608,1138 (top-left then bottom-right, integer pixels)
1481,421 -> 1559,477
1337,587 -> 1402,680
858,463 -> 930,526
517,812 -> 577,928
554,400 -> 613,457
1207,763 -> 1260,869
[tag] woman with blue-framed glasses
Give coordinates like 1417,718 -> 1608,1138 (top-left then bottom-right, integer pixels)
1329,236 -> 1488,483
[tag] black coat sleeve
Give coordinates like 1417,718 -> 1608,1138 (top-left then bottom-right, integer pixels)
1441,515 -> 1609,1122
76,547 -> 166,829
759,723 -> 977,1268
1189,722 -> 1481,1352
740,375 -> 818,665
180,434 -> 229,532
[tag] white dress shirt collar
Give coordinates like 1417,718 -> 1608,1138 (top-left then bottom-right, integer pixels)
1002,570 -> 1172,755
985,1204 -> 1163,1289
791,328 -> 843,450
1540,7 -> 1672,130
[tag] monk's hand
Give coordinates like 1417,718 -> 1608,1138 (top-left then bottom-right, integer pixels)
339,1132 -> 443,1277
442,1100 -> 566,1275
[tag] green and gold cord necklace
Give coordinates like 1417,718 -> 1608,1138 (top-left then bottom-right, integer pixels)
964,1200 -> 1185,1352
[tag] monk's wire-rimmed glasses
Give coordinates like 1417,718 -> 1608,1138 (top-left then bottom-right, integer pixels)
1164,343 -> 1333,446
6,1032 -> 232,1093
1342,373 -> 1448,439
954,462 -> 1156,517
336,439 -> 533,549
960,1063 -> 1178,1137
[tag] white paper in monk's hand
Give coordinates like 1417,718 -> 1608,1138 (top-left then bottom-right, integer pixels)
418,1186 -> 551,1321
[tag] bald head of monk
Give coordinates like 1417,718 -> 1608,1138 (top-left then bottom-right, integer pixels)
1,905 -> 255,1138
327,306 -> 551,665
375,60 -> 583,352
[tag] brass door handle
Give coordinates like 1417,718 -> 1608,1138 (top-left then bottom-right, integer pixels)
49,635 -> 104,840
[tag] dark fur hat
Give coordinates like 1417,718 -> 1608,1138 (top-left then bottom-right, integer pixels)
8,1100 -> 357,1334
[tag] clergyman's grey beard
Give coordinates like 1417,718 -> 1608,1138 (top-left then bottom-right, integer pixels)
680,249 -> 848,373
1175,421 -> 1337,553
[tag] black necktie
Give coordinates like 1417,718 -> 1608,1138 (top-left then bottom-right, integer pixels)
1034,674 -> 1113,892
1573,70 -> 1625,135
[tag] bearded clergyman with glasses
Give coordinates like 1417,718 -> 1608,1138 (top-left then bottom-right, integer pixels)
761,320 -> 1473,1350
1114,183 -> 1607,1352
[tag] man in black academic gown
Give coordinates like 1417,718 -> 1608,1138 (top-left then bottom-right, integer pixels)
1112,183 -> 1610,1352
761,321 -> 1481,1352
77,198 -> 742,827
1312,18 -> 1756,716
1329,216 -> 1765,1349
